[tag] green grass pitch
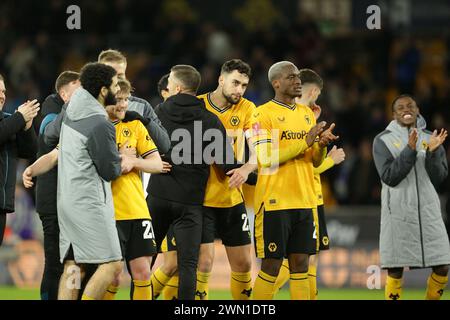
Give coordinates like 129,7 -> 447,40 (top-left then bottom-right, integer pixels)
0,287 -> 448,300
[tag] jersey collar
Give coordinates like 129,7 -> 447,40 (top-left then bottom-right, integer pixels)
208,92 -> 232,113
271,99 -> 296,111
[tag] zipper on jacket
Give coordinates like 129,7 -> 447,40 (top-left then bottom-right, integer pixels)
414,165 -> 425,267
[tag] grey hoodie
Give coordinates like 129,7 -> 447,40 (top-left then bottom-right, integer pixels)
372,115 -> 450,268
57,88 -> 122,264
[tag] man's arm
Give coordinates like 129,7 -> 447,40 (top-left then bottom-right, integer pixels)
87,121 -> 122,182
132,98 -> 171,154
314,146 -> 346,175
314,157 -> 335,175
372,135 -> 417,187
425,146 -> 448,188
16,126 -> 37,159
0,112 -> 26,145
43,104 -> 66,148
22,148 -> 58,189
210,117 -> 241,173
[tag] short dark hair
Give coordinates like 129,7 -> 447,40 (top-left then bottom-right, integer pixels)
299,69 -> 323,89
80,63 -> 117,99
98,49 -> 127,64
157,74 -> 169,98
171,65 -> 201,94
221,59 -> 252,78
391,94 -> 414,111
55,71 -> 80,93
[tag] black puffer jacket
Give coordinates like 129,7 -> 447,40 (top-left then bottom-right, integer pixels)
0,111 -> 37,213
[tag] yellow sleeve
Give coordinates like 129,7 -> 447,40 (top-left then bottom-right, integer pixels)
136,121 -> 158,158
314,156 -> 335,175
251,110 -> 308,168
244,102 -> 257,132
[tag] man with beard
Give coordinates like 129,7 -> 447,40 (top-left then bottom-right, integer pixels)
196,59 -> 257,300
55,63 -> 132,300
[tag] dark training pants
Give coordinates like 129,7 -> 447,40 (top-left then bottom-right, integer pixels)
38,213 -> 64,300
147,195 -> 202,300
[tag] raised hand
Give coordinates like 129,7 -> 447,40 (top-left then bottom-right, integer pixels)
408,128 -> 418,150
319,123 -> 339,148
306,121 -> 327,147
428,128 -> 447,152
327,145 -> 346,165
17,99 -> 40,123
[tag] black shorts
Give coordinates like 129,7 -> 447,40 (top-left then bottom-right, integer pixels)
116,219 -> 157,261
254,207 -> 316,259
317,205 -> 330,251
161,224 -> 177,253
202,203 -> 251,247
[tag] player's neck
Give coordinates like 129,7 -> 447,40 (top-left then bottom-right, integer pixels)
274,94 -> 295,106
296,97 -> 312,107
211,90 -> 231,110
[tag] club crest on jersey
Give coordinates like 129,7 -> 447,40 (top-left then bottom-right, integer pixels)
230,116 -> 240,126
421,140 -> 428,150
268,242 -> 277,253
122,128 -> 131,137
305,115 -> 311,125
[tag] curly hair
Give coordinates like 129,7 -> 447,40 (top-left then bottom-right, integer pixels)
221,59 -> 252,78
80,63 -> 117,98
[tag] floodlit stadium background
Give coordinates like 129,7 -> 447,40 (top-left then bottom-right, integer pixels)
0,0 -> 449,299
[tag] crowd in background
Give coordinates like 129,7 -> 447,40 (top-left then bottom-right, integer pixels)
0,0 -> 449,242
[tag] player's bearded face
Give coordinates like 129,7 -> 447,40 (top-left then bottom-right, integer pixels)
104,88 -> 117,106
222,72 -> 249,105
222,87 -> 241,105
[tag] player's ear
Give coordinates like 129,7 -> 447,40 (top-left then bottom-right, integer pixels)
101,86 -> 108,97
219,75 -> 225,86
272,80 -> 279,89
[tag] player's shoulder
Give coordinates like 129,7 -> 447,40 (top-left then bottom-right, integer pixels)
256,100 -> 274,111
373,129 -> 392,144
238,97 -> 256,110
129,95 -> 150,107
120,119 -> 146,132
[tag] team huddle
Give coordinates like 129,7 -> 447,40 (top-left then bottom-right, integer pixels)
1,48 -> 448,301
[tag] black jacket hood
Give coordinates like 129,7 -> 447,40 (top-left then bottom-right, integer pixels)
159,93 -> 205,123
